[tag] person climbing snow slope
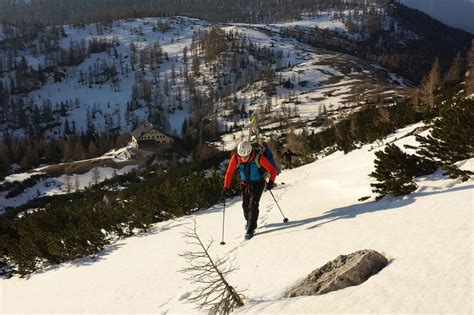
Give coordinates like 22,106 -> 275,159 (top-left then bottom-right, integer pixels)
222,140 -> 277,239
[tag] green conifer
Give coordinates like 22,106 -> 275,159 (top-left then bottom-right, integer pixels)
415,97 -> 474,180
370,144 -> 437,199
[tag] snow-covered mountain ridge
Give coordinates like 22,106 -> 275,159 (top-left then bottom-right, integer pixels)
1,122 -> 472,313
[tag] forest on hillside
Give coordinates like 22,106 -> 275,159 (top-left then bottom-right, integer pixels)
0,0 -> 391,25
1,0 -> 471,83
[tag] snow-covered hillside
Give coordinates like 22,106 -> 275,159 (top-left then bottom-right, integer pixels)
2,123 -> 472,313
0,143 -> 137,213
0,15 -> 408,142
222,20 -> 410,124
0,14 -> 412,211
0,17 -> 209,140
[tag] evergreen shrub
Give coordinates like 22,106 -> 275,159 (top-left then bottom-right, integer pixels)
370,144 -> 437,200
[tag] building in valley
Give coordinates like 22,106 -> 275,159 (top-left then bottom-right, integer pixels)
130,122 -> 175,148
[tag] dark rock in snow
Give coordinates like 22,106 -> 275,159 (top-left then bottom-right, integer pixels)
287,249 -> 388,297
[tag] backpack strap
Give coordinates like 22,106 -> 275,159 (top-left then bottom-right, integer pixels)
254,150 -> 262,169
235,149 -> 266,181
253,148 -> 269,179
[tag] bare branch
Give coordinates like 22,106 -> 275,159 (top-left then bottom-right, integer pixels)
179,218 -> 245,314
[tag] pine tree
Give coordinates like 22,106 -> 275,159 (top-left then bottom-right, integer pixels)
370,144 -> 437,200
415,97 -> 474,180
0,143 -> 10,177
179,118 -> 187,136
192,55 -> 200,77
131,82 -> 139,100
64,119 -> 71,135
142,79 -> 152,103
333,120 -> 354,154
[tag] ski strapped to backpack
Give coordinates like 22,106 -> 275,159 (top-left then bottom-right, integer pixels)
238,112 -> 278,177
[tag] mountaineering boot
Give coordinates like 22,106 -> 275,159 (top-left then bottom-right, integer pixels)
244,230 -> 255,240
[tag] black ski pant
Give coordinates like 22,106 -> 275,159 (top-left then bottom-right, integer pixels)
242,181 -> 265,233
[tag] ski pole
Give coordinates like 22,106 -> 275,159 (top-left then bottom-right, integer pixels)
220,197 -> 226,245
269,190 -> 289,223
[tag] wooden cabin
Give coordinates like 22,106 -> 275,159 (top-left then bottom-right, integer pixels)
130,122 -> 174,148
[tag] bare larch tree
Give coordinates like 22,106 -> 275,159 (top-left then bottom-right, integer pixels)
179,220 -> 244,314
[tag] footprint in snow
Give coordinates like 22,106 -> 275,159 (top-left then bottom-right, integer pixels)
264,204 -> 272,212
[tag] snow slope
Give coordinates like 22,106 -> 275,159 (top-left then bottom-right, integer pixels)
272,14 -> 348,32
0,143 -> 137,212
1,124 -> 472,313
0,17 -> 208,140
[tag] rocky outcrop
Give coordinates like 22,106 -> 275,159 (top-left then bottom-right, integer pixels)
287,249 -> 388,297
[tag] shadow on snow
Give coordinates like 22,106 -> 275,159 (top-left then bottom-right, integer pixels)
257,184 -> 473,237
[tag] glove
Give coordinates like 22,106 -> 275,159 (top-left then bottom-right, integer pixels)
222,188 -> 230,197
266,180 -> 275,190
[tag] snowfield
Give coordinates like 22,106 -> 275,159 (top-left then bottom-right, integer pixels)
0,143 -> 137,212
272,15 -> 348,32
1,123 -> 472,314
0,164 -> 137,212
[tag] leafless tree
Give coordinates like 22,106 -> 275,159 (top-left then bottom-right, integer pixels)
410,87 -> 420,108
92,167 -> 100,185
349,114 -> 358,138
65,174 -> 71,193
74,174 -> 80,192
466,40 -> 474,96
376,106 -> 391,125
419,58 -> 441,109
444,51 -> 463,84
179,220 -> 245,314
